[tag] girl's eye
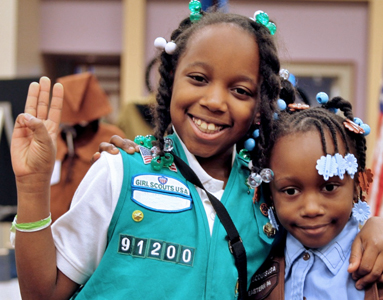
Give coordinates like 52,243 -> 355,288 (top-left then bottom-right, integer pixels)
189,75 -> 207,83
283,188 -> 298,196
233,87 -> 252,97
322,183 -> 339,192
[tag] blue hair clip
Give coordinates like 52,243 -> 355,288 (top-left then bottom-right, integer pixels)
316,153 -> 358,180
267,207 -> 279,231
344,153 -> 358,179
334,153 -> 347,179
316,154 -> 338,181
352,199 -> 371,225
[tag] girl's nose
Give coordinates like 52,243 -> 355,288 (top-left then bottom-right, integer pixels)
301,197 -> 324,218
200,84 -> 228,112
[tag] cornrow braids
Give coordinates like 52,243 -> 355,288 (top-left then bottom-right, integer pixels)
152,11 -> 285,156
260,97 -> 367,175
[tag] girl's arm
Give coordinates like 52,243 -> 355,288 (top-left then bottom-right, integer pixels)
11,77 -> 79,299
348,216 -> 383,289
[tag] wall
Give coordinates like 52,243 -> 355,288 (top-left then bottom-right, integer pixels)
0,1 -> 17,78
0,0 -> 42,79
40,1 -> 123,55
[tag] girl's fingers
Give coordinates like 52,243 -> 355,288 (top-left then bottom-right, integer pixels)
24,82 -> 40,117
36,77 -> 51,120
47,83 -> 64,131
109,135 -> 140,153
98,142 -> 119,154
355,253 -> 383,289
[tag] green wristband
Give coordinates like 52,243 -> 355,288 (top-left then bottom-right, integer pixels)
10,214 -> 52,233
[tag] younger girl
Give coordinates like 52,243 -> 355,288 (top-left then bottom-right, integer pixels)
10,5 -> 383,300
247,95 -> 383,299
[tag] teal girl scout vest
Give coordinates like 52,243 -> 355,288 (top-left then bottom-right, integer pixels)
73,135 -> 274,300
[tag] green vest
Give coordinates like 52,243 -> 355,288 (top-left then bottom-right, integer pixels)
74,135 -> 274,299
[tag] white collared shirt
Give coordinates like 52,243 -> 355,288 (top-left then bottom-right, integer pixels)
175,130 -> 236,235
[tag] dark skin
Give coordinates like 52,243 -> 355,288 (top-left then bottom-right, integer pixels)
93,135 -> 383,290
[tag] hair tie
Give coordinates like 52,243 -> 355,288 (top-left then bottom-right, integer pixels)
250,10 -> 277,35
154,37 -> 177,55
189,0 -> 202,23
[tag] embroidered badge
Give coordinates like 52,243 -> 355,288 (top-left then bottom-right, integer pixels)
131,174 -> 192,212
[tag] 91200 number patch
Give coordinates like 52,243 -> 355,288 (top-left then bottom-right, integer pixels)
118,234 -> 195,267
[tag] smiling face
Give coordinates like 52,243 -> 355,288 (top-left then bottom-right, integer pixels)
270,130 -> 355,249
170,23 -> 260,161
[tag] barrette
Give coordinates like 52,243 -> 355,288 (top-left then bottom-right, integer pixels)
288,103 -> 310,112
358,169 -> 373,195
316,153 -> 358,180
343,119 -> 365,135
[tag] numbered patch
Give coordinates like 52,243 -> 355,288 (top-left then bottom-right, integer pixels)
118,234 -> 195,267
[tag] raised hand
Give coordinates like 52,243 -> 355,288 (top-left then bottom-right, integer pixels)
11,76 -> 63,182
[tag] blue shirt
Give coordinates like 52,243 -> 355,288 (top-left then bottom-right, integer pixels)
284,217 -> 364,300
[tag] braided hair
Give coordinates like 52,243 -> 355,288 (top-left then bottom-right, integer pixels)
152,11 -> 295,160
258,97 -> 367,201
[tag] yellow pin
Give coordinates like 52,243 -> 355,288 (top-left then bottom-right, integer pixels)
132,210 -> 144,222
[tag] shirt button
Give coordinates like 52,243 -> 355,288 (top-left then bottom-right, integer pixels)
303,252 -> 310,260
210,212 -> 216,220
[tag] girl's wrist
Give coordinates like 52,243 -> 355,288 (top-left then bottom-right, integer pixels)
16,173 -> 52,194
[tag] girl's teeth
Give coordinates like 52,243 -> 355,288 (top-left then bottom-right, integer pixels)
207,123 -> 215,130
192,117 -> 222,133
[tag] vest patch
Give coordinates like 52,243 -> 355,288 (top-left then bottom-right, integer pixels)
118,234 -> 195,267
131,174 -> 192,212
248,261 -> 279,299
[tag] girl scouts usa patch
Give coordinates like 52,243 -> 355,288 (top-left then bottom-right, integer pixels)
131,174 -> 192,212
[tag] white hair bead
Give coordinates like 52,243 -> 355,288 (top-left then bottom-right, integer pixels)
165,41 -> 177,54
154,37 -> 167,50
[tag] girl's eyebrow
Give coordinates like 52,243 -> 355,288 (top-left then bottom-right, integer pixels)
186,61 -> 257,86
273,176 -> 296,184
186,61 -> 211,70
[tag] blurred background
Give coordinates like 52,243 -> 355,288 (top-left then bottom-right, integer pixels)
0,1 -> 383,298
